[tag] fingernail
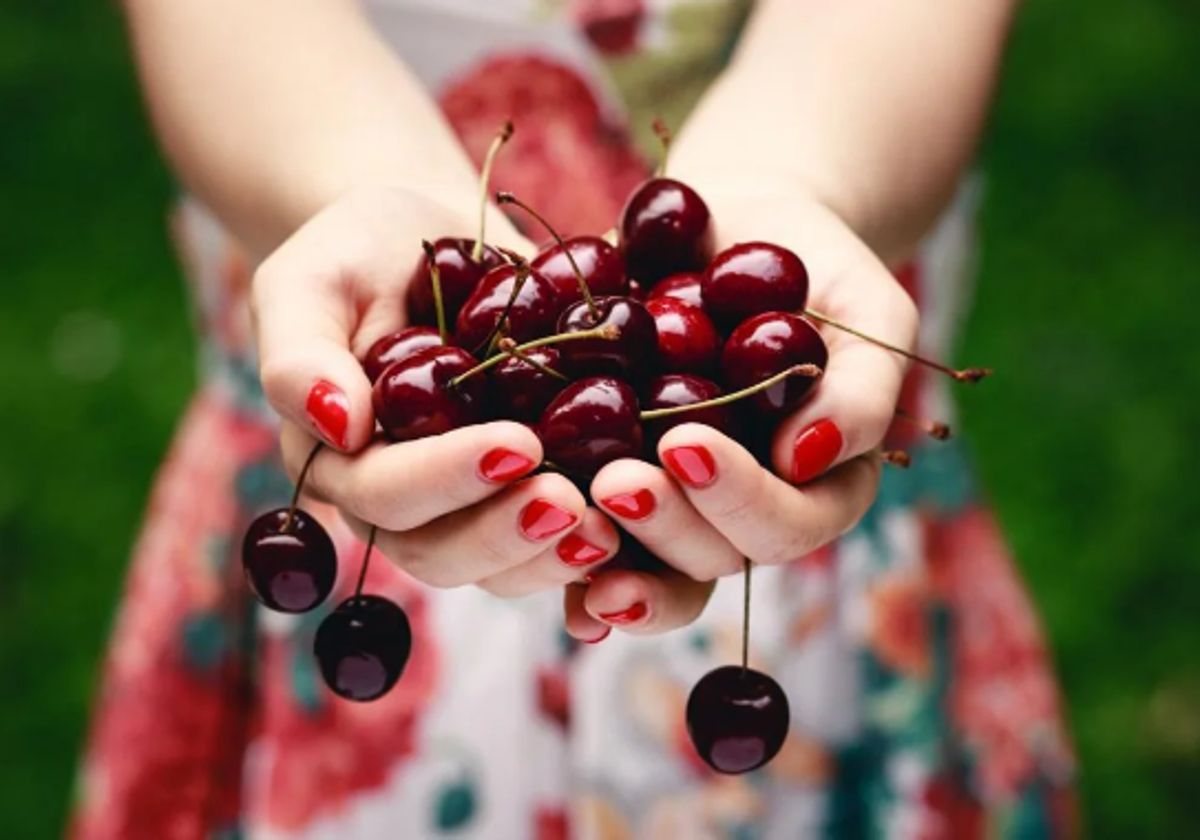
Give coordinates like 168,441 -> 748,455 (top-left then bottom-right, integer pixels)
599,602 -> 649,626
600,489 -> 656,520
581,627 -> 612,645
519,499 -> 578,541
661,446 -> 716,488
556,533 -> 608,567
479,448 -> 537,483
792,419 -> 843,484
306,380 -> 349,449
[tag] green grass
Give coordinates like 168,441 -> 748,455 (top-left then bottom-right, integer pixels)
1,2 -> 1198,837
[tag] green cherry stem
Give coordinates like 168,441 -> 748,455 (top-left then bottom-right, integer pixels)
471,120 -> 514,264
471,260 -> 531,359
421,240 -> 449,344
496,337 -> 569,381
450,324 -> 620,388
638,364 -> 823,421
652,117 -> 672,178
281,443 -> 323,532
354,526 -> 378,598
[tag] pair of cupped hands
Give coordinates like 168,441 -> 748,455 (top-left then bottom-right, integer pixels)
252,174 -> 918,643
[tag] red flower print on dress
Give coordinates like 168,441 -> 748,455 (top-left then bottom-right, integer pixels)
570,0 -> 645,55
537,665 -> 572,729
865,570 -> 932,678
535,806 -> 571,840
440,55 -> 650,238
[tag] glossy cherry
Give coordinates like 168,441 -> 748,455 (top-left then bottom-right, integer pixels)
242,508 -> 337,614
646,271 -> 704,310
619,178 -> 714,285
557,296 -> 657,378
641,374 -> 737,449
405,238 -> 504,327
455,263 -> 559,351
314,594 -> 413,702
721,312 -> 828,417
531,236 -> 628,311
372,345 -> 487,441
537,376 -> 644,476
491,346 -> 569,424
645,297 -> 720,374
361,326 -> 445,384
685,665 -> 790,775
702,242 -> 809,330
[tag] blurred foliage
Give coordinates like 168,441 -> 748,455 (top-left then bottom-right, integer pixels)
0,1 -> 1198,838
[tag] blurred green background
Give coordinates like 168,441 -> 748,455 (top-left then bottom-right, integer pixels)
1,1 -> 1198,837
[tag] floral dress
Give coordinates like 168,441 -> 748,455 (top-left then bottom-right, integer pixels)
68,1 -> 1078,838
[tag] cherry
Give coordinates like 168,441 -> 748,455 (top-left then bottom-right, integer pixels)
685,665 -> 790,774
361,326 -> 444,384
405,238 -> 504,327
641,374 -> 737,449
721,313 -> 828,417
619,177 -> 713,285
557,296 -> 657,378
538,376 -> 644,476
242,508 -> 337,614
702,242 -> 809,330
645,297 -> 720,374
491,345 -> 569,423
454,263 -> 559,352
646,271 -> 704,310
372,345 -> 487,442
314,594 -> 413,702
531,235 -> 628,310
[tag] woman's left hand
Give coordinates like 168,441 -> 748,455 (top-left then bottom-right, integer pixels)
562,178 -> 919,641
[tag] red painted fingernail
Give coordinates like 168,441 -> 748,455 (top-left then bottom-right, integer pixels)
661,446 -> 717,488
479,448 -> 537,483
792,419 -> 843,484
581,627 -> 612,645
306,380 -> 349,449
519,499 -> 578,541
600,489 -> 656,520
598,602 -> 649,625
556,533 -> 608,567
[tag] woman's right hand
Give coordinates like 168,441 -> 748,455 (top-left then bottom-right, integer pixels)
253,187 -> 620,605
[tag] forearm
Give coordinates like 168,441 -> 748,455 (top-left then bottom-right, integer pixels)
122,0 -> 480,256
673,0 -> 1019,263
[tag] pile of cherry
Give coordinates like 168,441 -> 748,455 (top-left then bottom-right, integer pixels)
241,124 -> 987,776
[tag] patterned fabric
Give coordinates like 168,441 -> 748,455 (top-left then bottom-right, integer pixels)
68,1 -> 1077,838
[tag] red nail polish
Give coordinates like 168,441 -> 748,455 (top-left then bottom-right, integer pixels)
519,499 -> 578,541
599,602 -> 649,625
600,489 -> 656,520
479,448 -> 536,483
306,380 -> 349,449
661,446 -> 716,488
581,627 -> 612,645
792,419 -> 843,484
556,533 -> 608,567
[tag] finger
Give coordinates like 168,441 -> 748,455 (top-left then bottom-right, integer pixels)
280,420 -> 543,531
374,473 -> 587,588
564,583 -> 611,644
581,566 -> 716,636
658,423 -> 881,567
478,507 -> 619,598
591,459 -> 742,582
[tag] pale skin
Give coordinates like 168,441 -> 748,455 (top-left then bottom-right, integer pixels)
122,0 -> 1019,641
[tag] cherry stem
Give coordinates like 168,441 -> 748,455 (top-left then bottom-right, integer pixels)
282,443 -> 323,532
652,117 -> 671,178
495,191 -> 600,321
638,364 -> 823,420
895,407 -> 952,441
354,526 -> 378,598
450,324 -> 620,388
471,260 -> 531,358
421,240 -> 449,344
879,448 -> 912,468
804,309 -> 992,384
471,120 -> 514,264
741,557 -> 751,674
497,337 -> 569,381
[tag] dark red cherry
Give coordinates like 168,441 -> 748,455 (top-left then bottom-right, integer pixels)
721,313 -> 828,417
361,326 -> 444,384
702,242 -> 809,330
491,346 -> 569,424
627,278 -> 646,302
641,374 -> 737,450
619,178 -> 714,285
685,665 -> 790,775
406,238 -> 504,326
557,296 -> 657,379
647,271 -> 704,310
242,508 -> 337,614
372,346 -> 487,441
455,263 -> 559,351
314,595 -> 412,702
537,376 -> 643,476
531,236 -> 628,311
645,297 -> 720,374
